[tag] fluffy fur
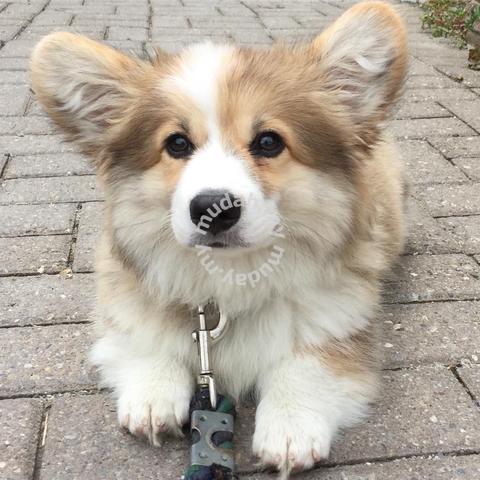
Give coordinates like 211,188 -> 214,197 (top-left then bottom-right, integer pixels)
31,2 -> 408,476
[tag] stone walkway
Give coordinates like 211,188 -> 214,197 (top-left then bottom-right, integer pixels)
1,0 -> 480,479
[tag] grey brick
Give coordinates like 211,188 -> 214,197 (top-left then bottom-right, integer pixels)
457,364 -> 480,398
403,88 -> 478,102
405,198 -> 459,255
328,366 -> 480,464
0,70 -> 29,84
107,26 -> 148,41
0,235 -> 70,274
0,398 -> 43,480
437,216 -> 480,255
0,85 -> 29,116
382,301 -> 480,368
0,273 -> 95,327
400,140 -> 467,184
0,58 -> 29,71
0,40 -> 35,57
429,136 -> 480,159
39,393 -> 187,480
72,202 -> 103,273
452,157 -> 480,180
413,183 -> 480,217
391,117 -> 475,139
0,203 -> 75,237
0,324 -> 94,396
0,135 -> 74,156
405,74 -> 459,89
440,99 -> 480,132
0,176 -> 102,204
4,153 -> 94,179
435,65 -> 480,88
0,117 -> 55,135
0,153 -> 6,175
384,254 -> 480,303
393,101 -> 451,120
245,454 -> 480,479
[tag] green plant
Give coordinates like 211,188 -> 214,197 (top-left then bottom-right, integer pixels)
422,0 -> 480,48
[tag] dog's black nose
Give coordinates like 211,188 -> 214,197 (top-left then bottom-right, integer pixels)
190,190 -> 241,235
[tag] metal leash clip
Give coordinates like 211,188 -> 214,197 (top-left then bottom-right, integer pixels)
184,304 -> 236,480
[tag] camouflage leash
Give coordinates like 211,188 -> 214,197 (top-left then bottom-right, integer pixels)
183,306 -> 237,480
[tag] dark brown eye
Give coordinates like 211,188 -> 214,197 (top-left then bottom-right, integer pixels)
250,131 -> 285,158
165,133 -> 194,158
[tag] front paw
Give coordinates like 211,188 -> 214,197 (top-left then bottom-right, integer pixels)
116,381 -> 192,446
252,403 -> 332,473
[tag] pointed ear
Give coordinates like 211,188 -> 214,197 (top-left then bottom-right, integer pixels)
31,32 -> 149,157
312,1 -> 408,140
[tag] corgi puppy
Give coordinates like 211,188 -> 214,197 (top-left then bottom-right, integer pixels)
31,1 -> 407,475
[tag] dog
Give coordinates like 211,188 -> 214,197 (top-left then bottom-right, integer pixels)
31,1 -> 407,475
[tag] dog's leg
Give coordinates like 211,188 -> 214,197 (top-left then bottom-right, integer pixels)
91,332 -> 194,446
252,349 -> 377,474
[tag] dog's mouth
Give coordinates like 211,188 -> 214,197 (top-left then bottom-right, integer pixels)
191,232 -> 249,250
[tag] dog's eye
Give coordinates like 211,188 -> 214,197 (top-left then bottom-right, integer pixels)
165,133 -> 194,158
250,131 -> 285,158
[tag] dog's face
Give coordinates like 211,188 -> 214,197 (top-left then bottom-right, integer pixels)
32,3 -> 407,262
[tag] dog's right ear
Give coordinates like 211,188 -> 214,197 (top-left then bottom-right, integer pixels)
31,32 -> 149,157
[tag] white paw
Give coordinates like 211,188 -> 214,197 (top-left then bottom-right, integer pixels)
252,402 -> 332,473
116,381 -> 192,446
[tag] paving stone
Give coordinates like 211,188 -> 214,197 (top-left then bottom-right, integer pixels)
72,202 -> 103,273
382,301 -> 480,368
429,136 -> 480,159
405,74 -> 459,89
328,366 -> 480,464
0,135 -> 74,156
0,273 -> 95,327
437,216 -> 480,255
0,153 -> 6,175
0,324 -> 94,396
0,398 -> 44,480
0,70 -> 29,84
0,85 -> 29,115
4,153 -> 94,179
391,117 -> 475,139
393,101 -> 451,120
0,235 -> 70,275
0,176 -> 102,204
0,203 -> 75,236
400,140 -> 467,184
457,364 -> 480,399
413,183 -> 480,217
440,99 -> 480,132
244,454 -> 480,479
452,157 -> 480,181
0,117 -> 55,135
403,88 -> 478,102
384,254 -> 480,303
0,58 -> 30,70
107,26 -> 148,41
0,39 -> 35,57
39,393 -> 188,480
405,198 -> 459,255
435,65 -> 480,88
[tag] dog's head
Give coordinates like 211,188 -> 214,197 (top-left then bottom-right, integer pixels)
31,2 -> 406,271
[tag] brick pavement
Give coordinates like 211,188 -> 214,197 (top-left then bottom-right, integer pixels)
0,0 -> 479,479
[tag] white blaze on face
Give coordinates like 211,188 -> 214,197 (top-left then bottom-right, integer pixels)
166,42 -> 280,248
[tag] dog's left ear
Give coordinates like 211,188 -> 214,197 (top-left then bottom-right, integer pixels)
312,1 -> 407,139
31,32 -> 151,159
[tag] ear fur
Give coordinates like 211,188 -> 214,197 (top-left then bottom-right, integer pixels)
31,32 -> 150,157
312,1 -> 408,141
